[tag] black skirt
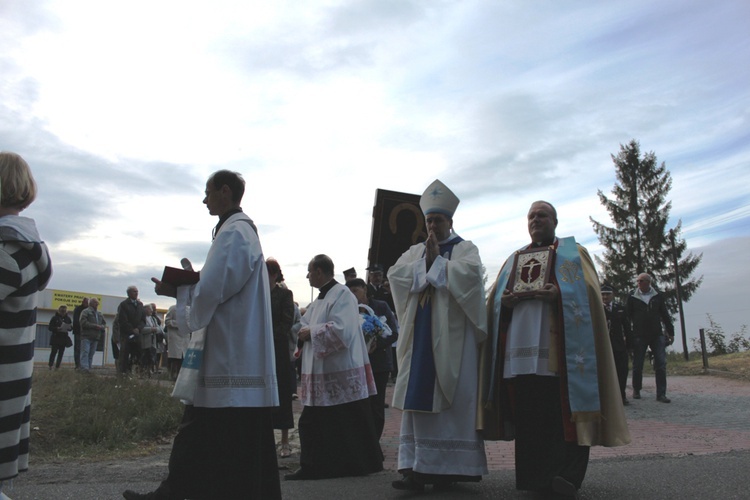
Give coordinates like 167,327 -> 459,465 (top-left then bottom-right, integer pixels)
513,375 -> 590,492
298,398 -> 384,479
272,337 -> 295,430
155,406 -> 281,499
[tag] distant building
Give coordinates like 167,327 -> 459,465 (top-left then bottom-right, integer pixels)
34,288 -> 167,368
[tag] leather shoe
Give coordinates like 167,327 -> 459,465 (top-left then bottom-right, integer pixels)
552,476 -> 580,499
392,474 -> 425,491
657,395 -> 671,403
284,469 -> 310,481
622,397 -> 630,406
632,390 -> 641,399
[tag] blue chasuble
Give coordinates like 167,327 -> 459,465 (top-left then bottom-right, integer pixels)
403,236 -> 463,411
487,237 -> 600,418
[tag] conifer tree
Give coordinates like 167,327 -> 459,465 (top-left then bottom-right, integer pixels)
590,139 -> 702,314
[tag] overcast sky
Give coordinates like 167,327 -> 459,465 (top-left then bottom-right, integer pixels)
2,0 -> 748,350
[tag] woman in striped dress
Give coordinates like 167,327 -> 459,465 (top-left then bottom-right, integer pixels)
0,152 -> 52,494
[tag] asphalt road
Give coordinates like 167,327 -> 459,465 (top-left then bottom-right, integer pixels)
6,450 -> 750,499
6,374 -> 750,499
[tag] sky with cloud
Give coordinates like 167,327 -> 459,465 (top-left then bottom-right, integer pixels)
2,0 -> 748,350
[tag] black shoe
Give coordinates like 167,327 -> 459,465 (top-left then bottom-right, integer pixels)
632,390 -> 641,399
657,395 -> 671,403
552,476 -> 580,499
284,469 -> 310,481
392,474 -> 425,491
622,397 -> 630,406
123,490 -> 154,500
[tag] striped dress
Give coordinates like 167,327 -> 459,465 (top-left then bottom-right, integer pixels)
0,215 -> 52,482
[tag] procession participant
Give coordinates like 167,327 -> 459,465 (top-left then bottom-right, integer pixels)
125,169 -> 280,500
482,200 -> 630,498
285,254 -> 382,481
345,278 -> 399,440
389,179 -> 488,491
266,258 -> 295,459
601,284 -> 632,405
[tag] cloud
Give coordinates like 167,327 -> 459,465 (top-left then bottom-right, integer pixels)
679,236 -> 750,344
0,0 -> 748,323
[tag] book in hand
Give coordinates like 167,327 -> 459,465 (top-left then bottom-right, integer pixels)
161,266 -> 200,287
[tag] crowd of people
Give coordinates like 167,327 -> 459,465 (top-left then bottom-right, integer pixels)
44,289 -> 179,378
114,290 -> 175,378
0,154 -> 679,499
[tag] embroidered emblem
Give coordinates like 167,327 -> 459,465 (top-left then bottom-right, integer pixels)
428,186 -> 443,199
570,300 -> 584,327
575,349 -> 586,374
558,259 -> 581,284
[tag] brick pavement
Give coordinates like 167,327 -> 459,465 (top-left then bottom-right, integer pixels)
280,375 -> 750,472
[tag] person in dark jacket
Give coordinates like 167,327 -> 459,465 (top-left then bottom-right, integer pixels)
346,278 -> 399,440
117,285 -> 145,374
627,273 -> 674,403
48,305 -> 72,370
601,285 -> 632,405
266,258 -> 295,458
366,264 -> 396,315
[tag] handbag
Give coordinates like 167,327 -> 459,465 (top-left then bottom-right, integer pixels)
171,328 -> 205,404
65,335 -> 73,348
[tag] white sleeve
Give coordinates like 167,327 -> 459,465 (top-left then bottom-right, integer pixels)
176,285 -> 194,333
410,257 -> 429,293
425,255 -> 448,289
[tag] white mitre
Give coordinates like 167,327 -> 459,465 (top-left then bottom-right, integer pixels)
419,179 -> 460,217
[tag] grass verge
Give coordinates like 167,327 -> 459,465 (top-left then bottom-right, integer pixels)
31,369 -> 183,462
665,350 -> 750,381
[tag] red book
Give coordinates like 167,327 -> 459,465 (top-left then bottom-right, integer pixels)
161,266 -> 200,286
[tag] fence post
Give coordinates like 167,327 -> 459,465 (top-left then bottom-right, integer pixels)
699,328 -> 709,371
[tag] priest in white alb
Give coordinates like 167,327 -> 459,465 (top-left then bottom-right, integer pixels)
130,170 -> 281,500
284,254 -> 383,481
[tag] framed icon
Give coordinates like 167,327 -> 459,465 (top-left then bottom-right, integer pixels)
507,246 -> 554,298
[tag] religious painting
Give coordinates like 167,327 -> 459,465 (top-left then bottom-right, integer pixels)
507,246 -> 554,298
368,189 -> 426,274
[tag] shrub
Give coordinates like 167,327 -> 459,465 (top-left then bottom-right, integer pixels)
691,314 -> 750,355
728,325 -> 750,353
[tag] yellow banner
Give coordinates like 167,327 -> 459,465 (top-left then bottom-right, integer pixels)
52,290 -> 102,310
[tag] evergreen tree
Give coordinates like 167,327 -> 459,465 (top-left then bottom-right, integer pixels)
591,139 -> 703,314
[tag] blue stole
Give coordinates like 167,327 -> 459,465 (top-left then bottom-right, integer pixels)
403,236 -> 463,411
488,237 -> 600,417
